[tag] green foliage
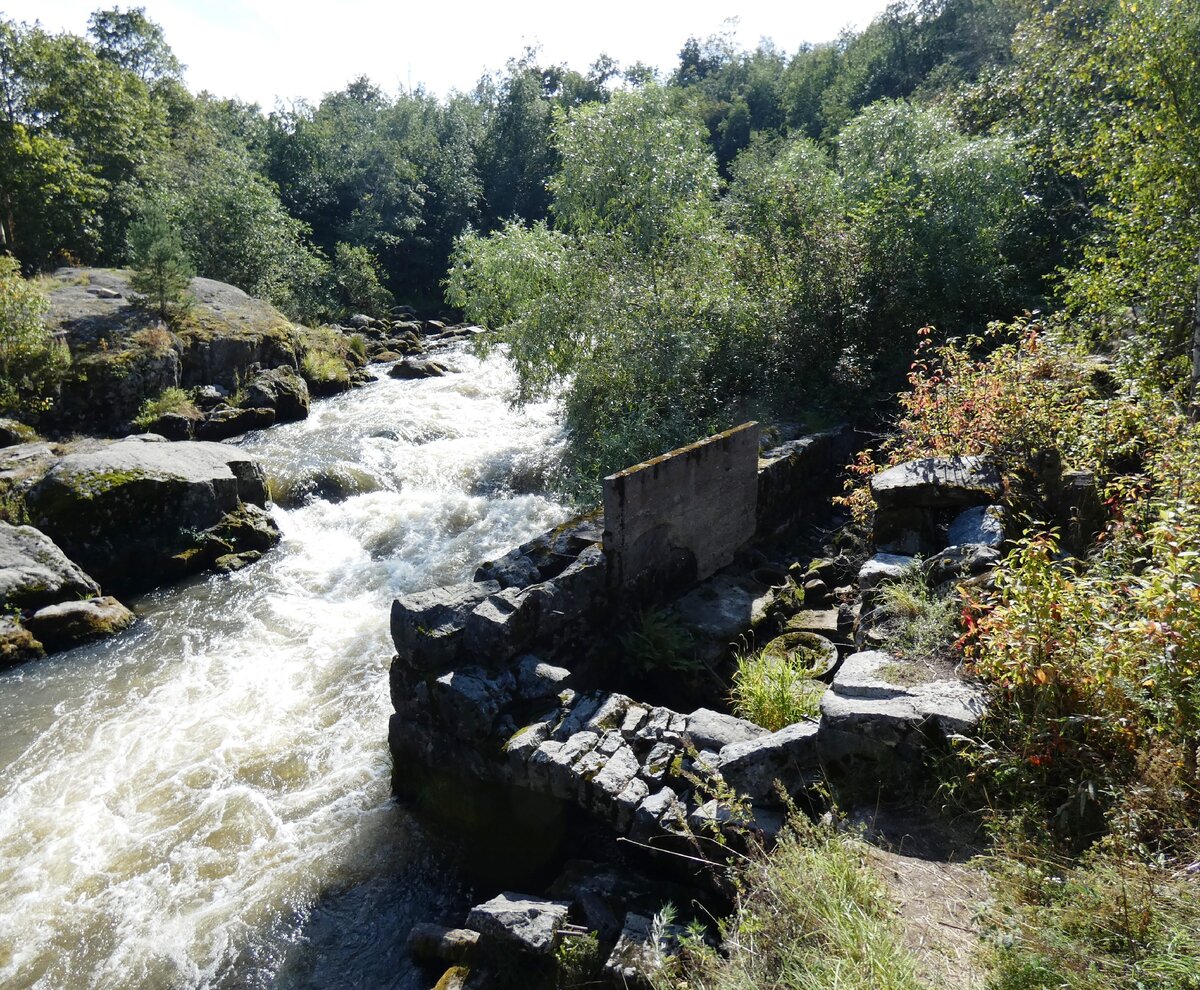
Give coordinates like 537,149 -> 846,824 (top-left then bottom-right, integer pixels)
553,931 -> 601,988
300,350 -> 349,387
127,206 -> 193,318
330,241 -> 392,317
730,643 -> 825,731
133,385 -> 197,427
663,818 -> 925,990
876,562 -> 961,667
982,844 -> 1200,990
619,609 -> 700,677
0,255 -> 68,415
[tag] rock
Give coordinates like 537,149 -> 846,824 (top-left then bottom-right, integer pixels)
240,367 -> 310,423
858,553 -> 916,590
820,651 -> 987,764
684,708 -> 768,751
213,550 -> 262,573
473,550 -> 542,589
141,411 -> 195,440
406,924 -> 480,964
431,667 -> 512,741
0,616 -> 43,668
0,418 -> 39,448
947,504 -> 1005,549
25,596 -> 135,651
195,406 -> 276,440
192,385 -> 228,409
390,580 -> 500,674
870,456 -> 1001,510
26,438 -> 273,593
515,655 -> 572,700
785,609 -> 841,636
924,544 -> 1001,585
272,465 -> 381,507
0,522 -> 101,610
389,358 -> 449,379
465,893 -> 569,956
347,314 -> 372,329
716,721 -> 821,802
670,572 -> 775,661
603,912 -> 686,987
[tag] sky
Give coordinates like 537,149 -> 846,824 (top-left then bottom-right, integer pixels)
6,0 -> 893,107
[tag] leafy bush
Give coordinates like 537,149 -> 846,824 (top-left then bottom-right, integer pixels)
0,255 -> 70,415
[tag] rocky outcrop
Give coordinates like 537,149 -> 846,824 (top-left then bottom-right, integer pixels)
26,437 -> 278,593
239,366 -> 310,423
0,521 -> 101,610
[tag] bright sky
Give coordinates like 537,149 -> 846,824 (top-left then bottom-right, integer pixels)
6,1 -> 892,107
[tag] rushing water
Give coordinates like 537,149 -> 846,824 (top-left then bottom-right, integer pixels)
0,345 -> 572,990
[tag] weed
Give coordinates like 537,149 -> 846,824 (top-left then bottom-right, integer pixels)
876,564 -> 960,668
731,644 -> 825,731
620,609 -> 701,676
133,387 -> 199,427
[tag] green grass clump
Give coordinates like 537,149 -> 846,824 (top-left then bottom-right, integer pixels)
731,646 -> 825,731
877,564 -> 959,667
665,818 -> 926,990
620,608 -> 700,676
301,349 -> 349,385
133,386 -> 199,427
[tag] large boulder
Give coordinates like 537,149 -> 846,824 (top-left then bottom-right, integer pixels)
26,437 -> 277,593
0,521 -> 101,610
195,406 -> 276,440
871,456 -> 1001,510
239,366 -> 310,423
465,893 -> 569,957
1,616 -> 43,668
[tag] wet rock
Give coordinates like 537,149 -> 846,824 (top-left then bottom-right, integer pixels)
406,924 -> 480,964
684,708 -> 768,752
715,721 -> 820,802
390,580 -> 500,673
240,366 -> 310,423
195,405 -> 276,440
26,438 -> 272,593
213,550 -> 263,573
25,596 -> 135,650
947,504 -> 1005,549
389,358 -> 449,379
0,521 -> 101,610
0,616 -> 43,668
465,893 -> 569,956
870,456 -> 1002,510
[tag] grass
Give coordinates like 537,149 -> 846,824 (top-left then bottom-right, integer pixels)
981,840 -> 1200,990
301,349 -> 350,385
664,817 -> 927,990
876,564 -> 959,668
620,608 -> 701,676
731,644 -> 825,731
133,386 -> 199,427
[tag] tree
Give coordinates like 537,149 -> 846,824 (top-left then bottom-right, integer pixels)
87,6 -> 183,83
128,207 -> 192,318
0,254 -> 68,414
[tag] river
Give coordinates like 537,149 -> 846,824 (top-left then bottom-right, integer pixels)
0,344 -> 572,989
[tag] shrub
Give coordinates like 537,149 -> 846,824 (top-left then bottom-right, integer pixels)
133,387 -> 199,427
0,255 -> 70,415
128,208 -> 194,319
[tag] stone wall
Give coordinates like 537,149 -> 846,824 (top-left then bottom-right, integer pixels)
602,423 -> 760,601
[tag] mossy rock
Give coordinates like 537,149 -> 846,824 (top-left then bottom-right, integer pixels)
759,631 -> 838,678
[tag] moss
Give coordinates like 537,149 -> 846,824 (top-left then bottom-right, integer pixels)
876,661 -> 928,687
68,469 -> 150,500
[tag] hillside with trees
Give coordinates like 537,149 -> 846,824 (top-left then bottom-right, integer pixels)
2,2 -> 1199,988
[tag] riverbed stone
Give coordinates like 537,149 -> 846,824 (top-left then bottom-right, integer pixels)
389,358 -> 449,379
0,521 -> 101,610
25,438 -> 273,593
0,616 -> 43,668
25,596 -> 135,650
195,405 -> 276,440
465,893 -> 569,956
240,366 -> 310,423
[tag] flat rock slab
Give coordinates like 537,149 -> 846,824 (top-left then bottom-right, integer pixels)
0,521 -> 101,610
465,892 -> 569,956
684,708 -> 767,751
871,456 -> 1001,510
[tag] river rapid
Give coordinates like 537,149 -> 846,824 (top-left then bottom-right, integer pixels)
0,345 -> 572,989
